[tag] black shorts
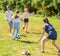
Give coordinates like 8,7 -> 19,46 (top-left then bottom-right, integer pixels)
24,18 -> 29,23
47,31 -> 57,40
8,21 -> 13,27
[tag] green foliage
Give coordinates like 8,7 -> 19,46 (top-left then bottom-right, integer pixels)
0,0 -> 60,15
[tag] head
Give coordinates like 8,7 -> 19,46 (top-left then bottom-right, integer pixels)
14,10 -> 19,19
16,10 -> 19,14
24,8 -> 28,12
6,6 -> 11,10
43,18 -> 49,23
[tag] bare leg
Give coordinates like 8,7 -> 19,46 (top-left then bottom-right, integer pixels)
10,26 -> 12,33
51,40 -> 60,51
41,36 -> 48,52
23,23 -> 26,29
25,23 -> 28,32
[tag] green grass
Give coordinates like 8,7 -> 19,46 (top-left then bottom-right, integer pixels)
0,11 -> 60,56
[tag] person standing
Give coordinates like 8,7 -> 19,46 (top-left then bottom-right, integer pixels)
38,18 -> 60,53
10,10 -> 21,40
5,6 -> 13,33
23,8 -> 29,33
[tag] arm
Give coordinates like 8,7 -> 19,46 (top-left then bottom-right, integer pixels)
19,15 -> 24,21
10,15 -> 14,22
38,27 -> 45,42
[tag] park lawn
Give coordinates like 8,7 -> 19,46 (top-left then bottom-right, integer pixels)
0,11 -> 60,56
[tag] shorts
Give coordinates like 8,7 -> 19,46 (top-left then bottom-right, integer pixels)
8,21 -> 13,27
24,18 -> 29,23
47,31 -> 57,40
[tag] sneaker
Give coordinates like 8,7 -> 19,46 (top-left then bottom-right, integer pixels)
12,38 -> 16,40
23,27 -> 25,29
12,36 -> 16,40
41,50 -> 45,53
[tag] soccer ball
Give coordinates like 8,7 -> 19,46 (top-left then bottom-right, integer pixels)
22,50 -> 29,55
17,34 -> 20,39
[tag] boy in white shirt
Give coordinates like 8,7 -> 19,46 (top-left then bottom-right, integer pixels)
5,6 -> 13,33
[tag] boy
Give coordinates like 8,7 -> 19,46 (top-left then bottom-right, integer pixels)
5,6 -> 13,33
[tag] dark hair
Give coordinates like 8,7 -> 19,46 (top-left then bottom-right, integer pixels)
14,15 -> 19,19
14,10 -> 19,19
16,10 -> 19,14
43,18 -> 49,23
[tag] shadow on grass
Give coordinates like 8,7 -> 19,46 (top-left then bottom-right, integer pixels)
17,40 -> 38,44
45,52 -> 60,56
29,32 -> 41,34
20,34 -> 27,37
25,53 -> 31,56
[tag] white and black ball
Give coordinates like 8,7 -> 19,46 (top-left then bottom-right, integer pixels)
22,50 -> 30,55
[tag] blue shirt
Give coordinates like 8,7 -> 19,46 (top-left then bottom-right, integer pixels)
43,23 -> 56,34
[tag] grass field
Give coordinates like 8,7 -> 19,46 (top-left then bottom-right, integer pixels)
0,11 -> 60,56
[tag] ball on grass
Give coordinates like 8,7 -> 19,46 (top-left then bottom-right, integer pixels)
17,34 -> 20,39
22,50 -> 30,55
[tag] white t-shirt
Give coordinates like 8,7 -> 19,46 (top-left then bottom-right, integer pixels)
13,15 -> 21,23
24,12 -> 29,18
5,10 -> 13,21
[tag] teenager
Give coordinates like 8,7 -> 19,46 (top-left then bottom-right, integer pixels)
38,18 -> 60,53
